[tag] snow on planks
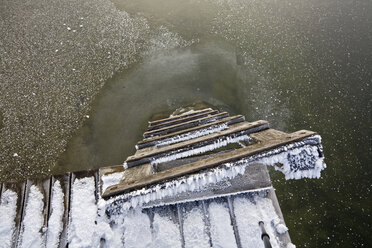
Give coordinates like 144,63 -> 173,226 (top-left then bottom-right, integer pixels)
136,115 -> 245,149
0,181 -> 26,248
147,109 -> 218,131
0,107 -> 325,247
125,120 -> 269,168
106,129 -> 318,198
1,176 -> 291,247
149,108 -> 213,127
0,171 -> 101,248
18,178 -> 50,248
143,111 -> 229,138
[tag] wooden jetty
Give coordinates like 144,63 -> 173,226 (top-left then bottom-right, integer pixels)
0,108 -> 326,247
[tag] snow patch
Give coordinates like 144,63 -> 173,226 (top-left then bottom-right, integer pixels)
233,196 -> 264,248
152,212 -> 182,247
208,202 -> 238,248
183,207 -> 210,248
0,189 -> 18,247
101,172 -> 124,193
46,180 -> 64,248
155,123 -> 229,147
275,223 -> 288,234
153,134 -> 251,165
68,177 -> 98,247
19,185 -> 44,248
122,210 -> 152,247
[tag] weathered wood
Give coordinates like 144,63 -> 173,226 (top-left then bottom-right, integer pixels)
137,115 -> 245,149
149,108 -> 213,126
250,128 -> 287,141
138,120 -> 266,156
266,188 -> 292,245
99,165 -> 124,176
143,112 -> 229,138
19,177 -> 51,247
140,163 -> 272,208
120,163 -> 152,184
148,110 -> 218,131
47,173 -> 71,248
103,130 -> 316,198
99,165 -> 125,195
1,181 -> 26,248
126,120 -> 268,167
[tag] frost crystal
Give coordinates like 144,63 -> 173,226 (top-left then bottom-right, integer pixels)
116,135 -> 325,211
154,123 -> 229,147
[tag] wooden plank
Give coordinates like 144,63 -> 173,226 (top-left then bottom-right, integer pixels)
126,120 -> 268,167
145,205 -> 183,247
141,163 -> 272,208
18,177 -> 51,247
103,129 -> 316,198
204,197 -> 241,248
250,129 -> 287,141
72,170 -> 99,201
226,196 -> 243,248
99,165 -> 125,196
149,108 -> 213,126
68,170 -> 99,247
49,173 -> 71,248
143,112 -> 229,138
1,181 -> 26,248
148,110 -> 218,131
266,188 -> 292,245
180,201 -> 212,247
99,165 -> 124,176
137,115 -> 245,149
138,120 -> 266,156
120,163 -> 152,184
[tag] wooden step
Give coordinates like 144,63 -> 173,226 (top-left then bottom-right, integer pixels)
147,110 -> 218,131
143,112 -> 229,138
137,115 -> 245,150
140,163 -> 272,208
126,120 -> 269,168
137,120 -> 267,157
149,108 -> 213,127
103,129 -> 316,198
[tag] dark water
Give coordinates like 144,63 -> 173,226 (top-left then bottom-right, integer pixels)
56,0 -> 371,246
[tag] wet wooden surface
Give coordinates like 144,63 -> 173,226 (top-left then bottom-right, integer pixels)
104,129 -> 316,198
143,112 -> 229,138
149,108 -> 212,126
126,120 -> 269,167
137,115 -> 245,149
148,109 -> 218,131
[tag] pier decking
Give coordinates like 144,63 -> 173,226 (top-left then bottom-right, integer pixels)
0,108 -> 326,247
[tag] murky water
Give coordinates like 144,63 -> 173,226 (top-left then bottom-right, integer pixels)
55,39 -> 290,173
1,0 -> 371,246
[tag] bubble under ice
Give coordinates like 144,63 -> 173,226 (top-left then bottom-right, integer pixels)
0,0 -> 192,181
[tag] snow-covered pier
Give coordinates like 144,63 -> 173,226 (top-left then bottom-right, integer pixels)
0,108 -> 325,247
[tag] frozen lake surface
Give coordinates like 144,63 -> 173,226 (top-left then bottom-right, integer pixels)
0,0 -> 371,246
